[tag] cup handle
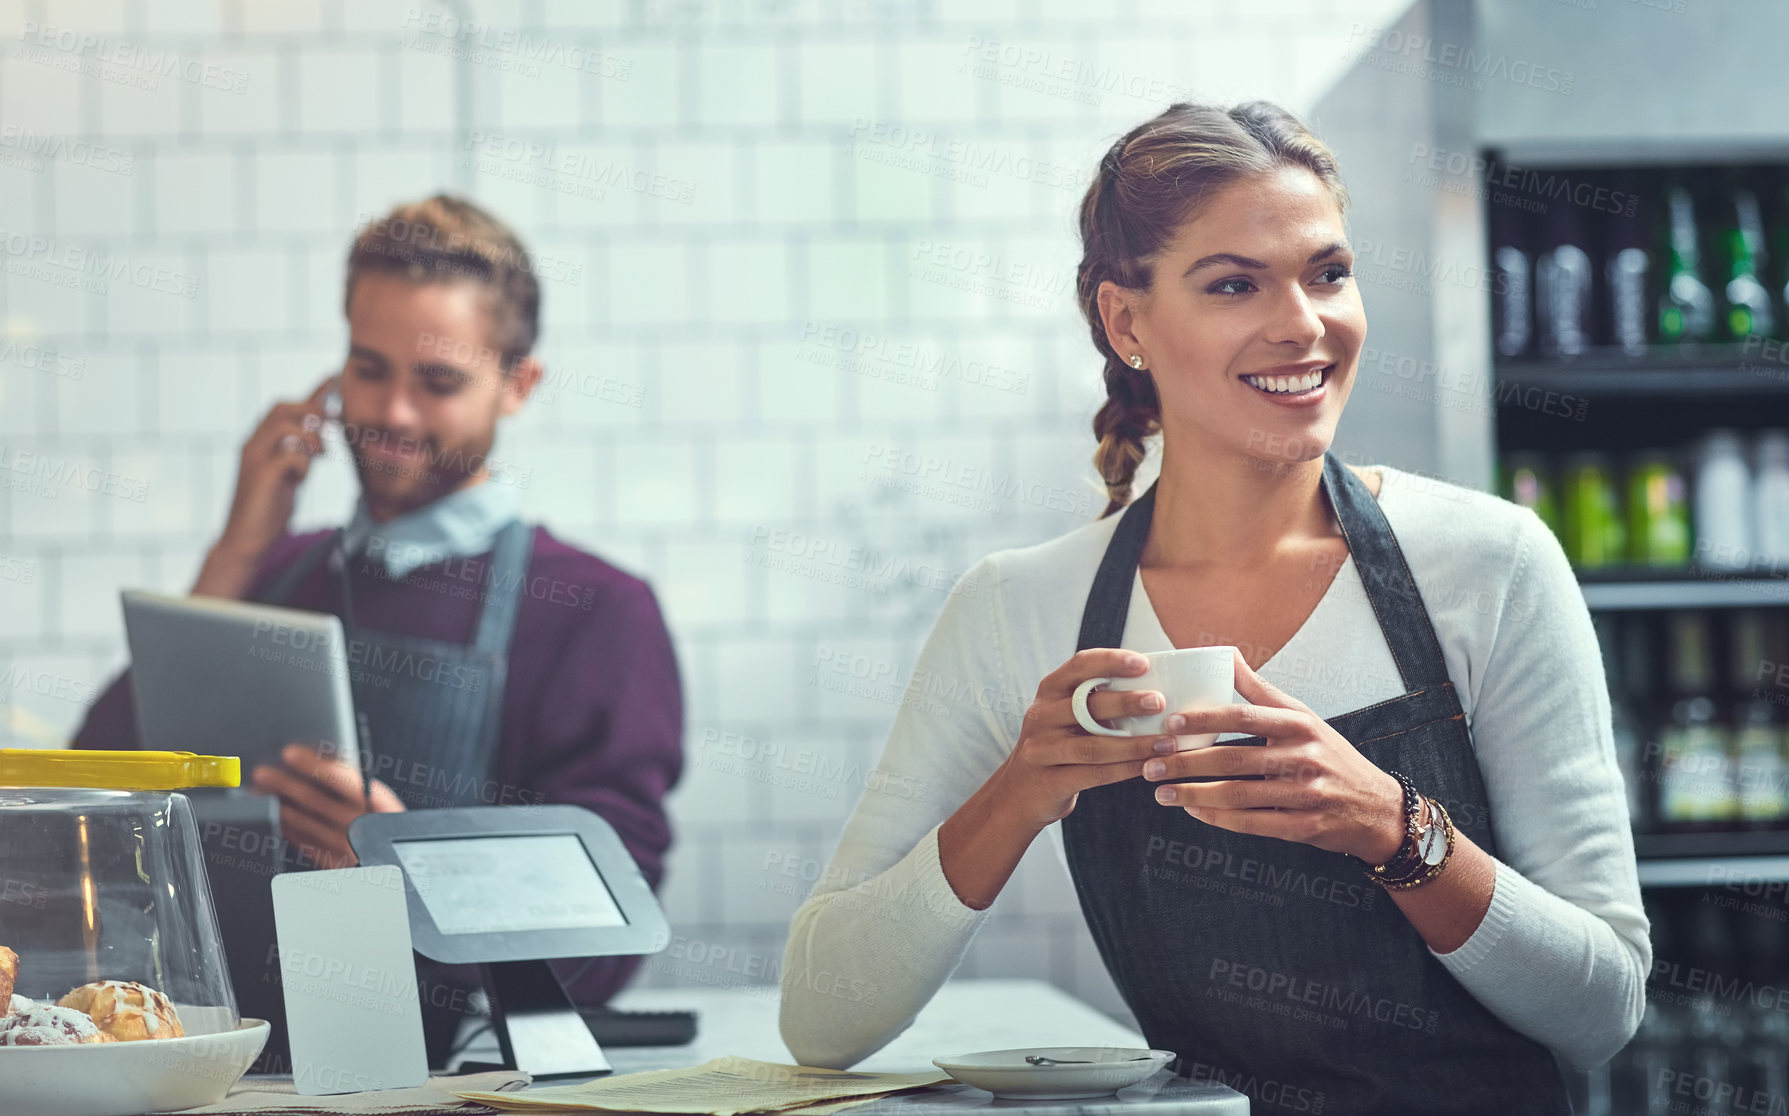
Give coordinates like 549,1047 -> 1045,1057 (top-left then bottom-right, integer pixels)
1071,677 -> 1127,737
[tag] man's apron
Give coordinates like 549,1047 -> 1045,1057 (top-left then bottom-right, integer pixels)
254,519 -> 533,1065
254,520 -> 531,809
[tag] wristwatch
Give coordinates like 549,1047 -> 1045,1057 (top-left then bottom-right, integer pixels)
1414,796 -> 1448,867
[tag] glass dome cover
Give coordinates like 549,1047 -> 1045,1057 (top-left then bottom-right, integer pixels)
0,750 -> 242,1037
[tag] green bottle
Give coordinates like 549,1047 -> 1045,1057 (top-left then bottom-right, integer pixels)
1560,452 -> 1626,570
1720,174 -> 1774,340
1624,451 -> 1690,567
1658,180 -> 1718,343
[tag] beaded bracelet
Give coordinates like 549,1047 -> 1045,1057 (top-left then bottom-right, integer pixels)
1377,799 -> 1455,891
1362,769 -> 1423,881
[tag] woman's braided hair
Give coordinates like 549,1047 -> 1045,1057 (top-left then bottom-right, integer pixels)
1076,102 -> 1349,517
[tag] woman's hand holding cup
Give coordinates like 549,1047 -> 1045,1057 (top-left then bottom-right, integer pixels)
992,648 -> 1210,832
1140,648 -> 1406,865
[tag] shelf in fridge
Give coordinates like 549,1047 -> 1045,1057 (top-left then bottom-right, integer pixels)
1634,830 -> 1789,887
1572,568 -> 1789,610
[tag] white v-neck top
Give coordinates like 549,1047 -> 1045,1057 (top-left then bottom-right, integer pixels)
778,464 -> 1650,1074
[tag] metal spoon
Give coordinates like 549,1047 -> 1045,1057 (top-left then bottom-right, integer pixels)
1024,1054 -> 1152,1066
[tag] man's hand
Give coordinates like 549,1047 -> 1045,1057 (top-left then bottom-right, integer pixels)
250,743 -> 404,870
193,374 -> 337,599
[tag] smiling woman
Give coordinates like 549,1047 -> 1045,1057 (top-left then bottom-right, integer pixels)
779,101 -> 1648,1116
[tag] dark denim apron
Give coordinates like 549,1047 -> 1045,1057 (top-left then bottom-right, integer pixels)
253,519 -> 531,809
253,518 -> 532,1065
1060,452 -> 1572,1115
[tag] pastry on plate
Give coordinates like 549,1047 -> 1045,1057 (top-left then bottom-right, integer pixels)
0,946 -> 15,1006
0,1003 -> 115,1046
57,980 -> 185,1041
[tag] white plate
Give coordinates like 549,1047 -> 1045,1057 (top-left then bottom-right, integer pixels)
0,1018 -> 270,1116
932,1045 -> 1175,1100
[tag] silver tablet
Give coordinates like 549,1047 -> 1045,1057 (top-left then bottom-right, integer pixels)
121,589 -> 360,773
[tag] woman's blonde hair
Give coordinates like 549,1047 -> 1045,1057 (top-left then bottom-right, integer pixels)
1076,101 -> 1349,518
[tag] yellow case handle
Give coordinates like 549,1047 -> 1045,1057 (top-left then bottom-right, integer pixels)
0,750 -> 242,791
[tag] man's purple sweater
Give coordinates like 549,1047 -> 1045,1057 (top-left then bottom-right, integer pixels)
74,525 -> 684,1007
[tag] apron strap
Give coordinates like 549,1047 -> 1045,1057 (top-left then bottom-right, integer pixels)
1074,454 -> 1452,693
471,520 -> 533,656
1075,482 -> 1157,654
1319,453 -> 1452,692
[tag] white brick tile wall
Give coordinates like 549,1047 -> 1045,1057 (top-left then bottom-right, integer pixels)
536,0 -> 630,31
93,56 -> 182,138
191,49 -> 281,137
204,245 -> 293,336
0,550 -> 47,643
394,40 -> 456,134
650,139 -> 742,226
50,158 -> 138,241
1,1 -> 1402,1017
254,148 -> 341,235
892,36 -> 987,123
597,41 -> 682,130
806,235 -> 890,320
794,39 -> 879,126
238,0 -> 327,38
109,447 -> 204,538
55,547 -> 143,641
48,350 -> 138,439
613,434 -> 701,527
693,42 -> 781,129
751,140 -> 835,225
5,254 -> 93,339
139,0 -> 220,37
296,49 -> 385,136
349,144 -> 455,225
605,237 -> 694,327
154,346 -> 246,438
712,435 -> 800,524
492,44 -> 587,133
0,363 -> 44,439
4,41 -> 85,138
153,148 -> 237,236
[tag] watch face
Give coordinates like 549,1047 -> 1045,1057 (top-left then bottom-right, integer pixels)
1419,823 -> 1446,866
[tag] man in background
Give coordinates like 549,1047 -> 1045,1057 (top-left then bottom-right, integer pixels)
74,195 -> 683,1066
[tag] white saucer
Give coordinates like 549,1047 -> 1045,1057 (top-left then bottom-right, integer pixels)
0,1018 -> 270,1116
932,1045 -> 1175,1099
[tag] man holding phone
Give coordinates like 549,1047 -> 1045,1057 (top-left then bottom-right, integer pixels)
74,195 -> 684,1064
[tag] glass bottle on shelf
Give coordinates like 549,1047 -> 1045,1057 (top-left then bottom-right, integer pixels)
1605,169 -> 1653,358
1537,196 -> 1595,357
1657,611 -> 1737,830
1694,429 -> 1755,572
1728,611 -> 1787,829
1561,452 -> 1627,571
1658,178 -> 1719,344
1754,431 -> 1789,567
1625,450 -> 1692,568
1489,196 -> 1535,360
1720,174 -> 1776,341
1733,703 -> 1786,829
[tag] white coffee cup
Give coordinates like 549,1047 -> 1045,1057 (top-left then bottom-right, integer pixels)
1071,646 -> 1238,750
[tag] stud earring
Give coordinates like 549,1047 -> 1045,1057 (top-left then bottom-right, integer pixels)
1127,354 -> 1145,370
